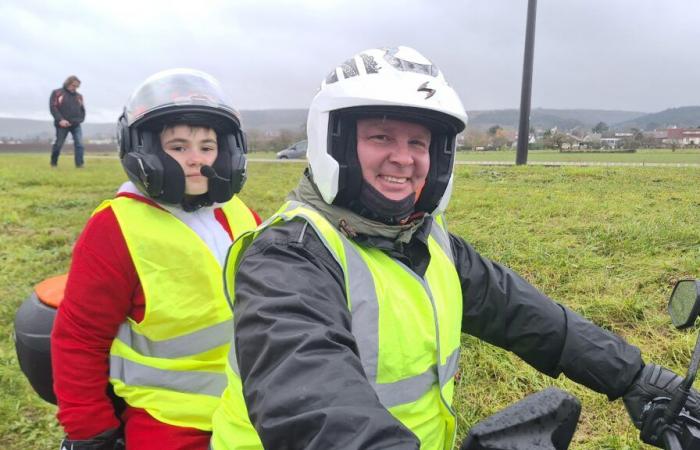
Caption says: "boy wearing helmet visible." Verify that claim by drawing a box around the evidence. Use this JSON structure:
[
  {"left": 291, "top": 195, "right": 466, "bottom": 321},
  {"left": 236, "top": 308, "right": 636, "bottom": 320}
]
[
  {"left": 210, "top": 47, "right": 700, "bottom": 450},
  {"left": 51, "top": 69, "right": 260, "bottom": 450}
]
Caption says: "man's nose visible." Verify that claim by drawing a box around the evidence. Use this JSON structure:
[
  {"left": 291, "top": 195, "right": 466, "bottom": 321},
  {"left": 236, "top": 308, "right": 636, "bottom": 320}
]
[{"left": 388, "top": 142, "right": 413, "bottom": 165}]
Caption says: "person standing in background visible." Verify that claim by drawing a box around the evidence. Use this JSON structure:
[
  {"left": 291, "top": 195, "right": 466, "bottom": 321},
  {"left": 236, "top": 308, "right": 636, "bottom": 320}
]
[{"left": 49, "top": 75, "right": 86, "bottom": 167}]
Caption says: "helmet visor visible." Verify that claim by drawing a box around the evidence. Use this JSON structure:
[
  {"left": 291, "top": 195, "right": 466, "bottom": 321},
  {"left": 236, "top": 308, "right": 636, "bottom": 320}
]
[{"left": 124, "top": 68, "right": 239, "bottom": 126}]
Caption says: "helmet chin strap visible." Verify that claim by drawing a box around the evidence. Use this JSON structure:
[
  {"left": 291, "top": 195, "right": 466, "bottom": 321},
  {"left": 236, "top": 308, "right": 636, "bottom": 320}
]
[
  {"left": 180, "top": 193, "right": 213, "bottom": 212},
  {"left": 350, "top": 181, "right": 417, "bottom": 225}
]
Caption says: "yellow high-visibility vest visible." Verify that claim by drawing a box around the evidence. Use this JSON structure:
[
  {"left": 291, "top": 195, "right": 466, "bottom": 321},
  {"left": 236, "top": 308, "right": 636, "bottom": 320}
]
[
  {"left": 105, "top": 195, "right": 257, "bottom": 431},
  {"left": 212, "top": 201, "right": 462, "bottom": 449}
]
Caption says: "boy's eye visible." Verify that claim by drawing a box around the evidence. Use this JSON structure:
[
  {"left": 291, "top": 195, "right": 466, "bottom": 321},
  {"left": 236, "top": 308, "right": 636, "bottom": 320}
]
[{"left": 202, "top": 146, "right": 216, "bottom": 152}]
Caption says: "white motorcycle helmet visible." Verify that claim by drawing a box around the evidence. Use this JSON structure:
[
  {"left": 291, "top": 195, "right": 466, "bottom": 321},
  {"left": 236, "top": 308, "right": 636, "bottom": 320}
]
[{"left": 307, "top": 46, "right": 468, "bottom": 218}]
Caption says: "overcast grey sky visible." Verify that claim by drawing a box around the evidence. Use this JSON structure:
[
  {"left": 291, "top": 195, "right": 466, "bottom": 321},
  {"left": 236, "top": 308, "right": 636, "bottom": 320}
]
[{"left": 2, "top": 0, "right": 699, "bottom": 122}]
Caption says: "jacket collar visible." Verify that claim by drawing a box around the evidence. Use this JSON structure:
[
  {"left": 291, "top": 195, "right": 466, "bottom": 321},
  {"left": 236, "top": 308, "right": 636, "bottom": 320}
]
[{"left": 288, "top": 172, "right": 430, "bottom": 245}]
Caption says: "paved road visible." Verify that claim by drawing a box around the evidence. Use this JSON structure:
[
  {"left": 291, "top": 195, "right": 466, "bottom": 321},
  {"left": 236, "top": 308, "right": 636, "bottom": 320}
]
[{"left": 52, "top": 155, "right": 700, "bottom": 168}]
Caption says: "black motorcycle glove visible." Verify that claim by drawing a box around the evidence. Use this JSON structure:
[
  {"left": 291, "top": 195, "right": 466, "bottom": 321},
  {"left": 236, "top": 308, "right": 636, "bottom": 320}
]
[
  {"left": 622, "top": 363, "right": 700, "bottom": 429},
  {"left": 59, "top": 428, "right": 124, "bottom": 450}
]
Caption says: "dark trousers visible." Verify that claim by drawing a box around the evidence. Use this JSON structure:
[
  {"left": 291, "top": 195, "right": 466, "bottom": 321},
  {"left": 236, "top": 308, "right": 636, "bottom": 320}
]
[{"left": 51, "top": 124, "right": 85, "bottom": 167}]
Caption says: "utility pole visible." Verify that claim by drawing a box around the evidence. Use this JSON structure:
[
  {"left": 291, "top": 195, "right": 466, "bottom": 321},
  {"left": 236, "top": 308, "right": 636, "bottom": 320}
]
[{"left": 516, "top": 0, "right": 538, "bottom": 165}]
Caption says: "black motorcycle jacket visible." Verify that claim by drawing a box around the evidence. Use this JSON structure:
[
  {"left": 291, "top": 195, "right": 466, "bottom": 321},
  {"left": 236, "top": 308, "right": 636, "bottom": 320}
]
[
  {"left": 49, "top": 88, "right": 85, "bottom": 126},
  {"left": 231, "top": 214, "right": 643, "bottom": 450}
]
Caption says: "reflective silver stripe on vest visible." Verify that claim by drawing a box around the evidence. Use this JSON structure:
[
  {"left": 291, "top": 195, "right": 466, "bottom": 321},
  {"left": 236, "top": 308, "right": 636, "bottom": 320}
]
[
  {"left": 397, "top": 259, "right": 458, "bottom": 415},
  {"left": 110, "top": 355, "right": 227, "bottom": 397},
  {"left": 439, "top": 348, "right": 460, "bottom": 387},
  {"left": 116, "top": 320, "right": 233, "bottom": 359},
  {"left": 430, "top": 216, "right": 454, "bottom": 265},
  {"left": 374, "top": 368, "right": 438, "bottom": 408},
  {"left": 373, "top": 348, "right": 460, "bottom": 408},
  {"left": 342, "top": 242, "right": 380, "bottom": 382}
]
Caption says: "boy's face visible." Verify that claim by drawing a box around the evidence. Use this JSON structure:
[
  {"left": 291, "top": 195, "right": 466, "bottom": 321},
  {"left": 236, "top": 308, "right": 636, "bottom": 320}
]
[
  {"left": 161, "top": 125, "right": 218, "bottom": 196},
  {"left": 356, "top": 118, "right": 431, "bottom": 202}
]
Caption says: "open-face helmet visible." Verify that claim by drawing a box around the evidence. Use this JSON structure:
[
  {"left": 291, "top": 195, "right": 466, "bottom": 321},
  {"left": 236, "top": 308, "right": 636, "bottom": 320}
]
[{"left": 306, "top": 46, "right": 467, "bottom": 219}]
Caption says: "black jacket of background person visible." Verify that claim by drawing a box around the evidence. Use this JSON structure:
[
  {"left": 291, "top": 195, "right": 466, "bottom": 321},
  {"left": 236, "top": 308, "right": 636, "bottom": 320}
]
[
  {"left": 49, "top": 88, "right": 85, "bottom": 126},
  {"left": 231, "top": 214, "right": 644, "bottom": 450}
]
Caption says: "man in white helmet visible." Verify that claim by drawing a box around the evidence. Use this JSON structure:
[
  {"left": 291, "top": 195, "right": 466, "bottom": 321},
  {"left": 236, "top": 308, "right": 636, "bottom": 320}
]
[
  {"left": 210, "top": 47, "right": 699, "bottom": 449},
  {"left": 51, "top": 69, "right": 261, "bottom": 449}
]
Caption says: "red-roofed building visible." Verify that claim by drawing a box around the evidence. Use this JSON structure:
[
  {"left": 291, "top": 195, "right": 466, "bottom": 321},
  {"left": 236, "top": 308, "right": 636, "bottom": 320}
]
[{"left": 663, "top": 128, "right": 700, "bottom": 146}]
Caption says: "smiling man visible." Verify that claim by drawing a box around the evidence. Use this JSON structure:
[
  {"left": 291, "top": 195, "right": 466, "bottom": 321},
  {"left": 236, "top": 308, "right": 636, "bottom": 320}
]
[
  {"left": 210, "top": 46, "right": 700, "bottom": 450},
  {"left": 356, "top": 117, "right": 431, "bottom": 204}
]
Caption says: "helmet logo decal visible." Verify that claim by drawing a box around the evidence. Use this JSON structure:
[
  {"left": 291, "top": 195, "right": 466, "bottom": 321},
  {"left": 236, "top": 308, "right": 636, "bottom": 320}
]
[
  {"left": 325, "top": 69, "right": 339, "bottom": 85},
  {"left": 325, "top": 58, "right": 360, "bottom": 85},
  {"left": 383, "top": 47, "right": 439, "bottom": 77},
  {"left": 360, "top": 54, "right": 380, "bottom": 74},
  {"left": 340, "top": 58, "right": 359, "bottom": 78},
  {"left": 325, "top": 54, "right": 382, "bottom": 85},
  {"left": 417, "top": 81, "right": 436, "bottom": 99}
]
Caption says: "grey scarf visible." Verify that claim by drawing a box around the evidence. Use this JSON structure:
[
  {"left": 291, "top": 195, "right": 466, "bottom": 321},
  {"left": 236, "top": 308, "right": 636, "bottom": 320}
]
[{"left": 287, "top": 174, "right": 426, "bottom": 244}]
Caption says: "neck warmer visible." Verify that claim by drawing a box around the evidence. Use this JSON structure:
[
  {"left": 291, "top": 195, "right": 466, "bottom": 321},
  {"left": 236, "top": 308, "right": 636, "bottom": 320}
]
[
  {"left": 347, "top": 182, "right": 416, "bottom": 225},
  {"left": 288, "top": 173, "right": 425, "bottom": 245}
]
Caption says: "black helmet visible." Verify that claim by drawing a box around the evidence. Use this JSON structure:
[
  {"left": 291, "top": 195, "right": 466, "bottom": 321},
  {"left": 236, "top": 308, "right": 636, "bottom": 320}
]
[{"left": 117, "top": 68, "right": 247, "bottom": 209}]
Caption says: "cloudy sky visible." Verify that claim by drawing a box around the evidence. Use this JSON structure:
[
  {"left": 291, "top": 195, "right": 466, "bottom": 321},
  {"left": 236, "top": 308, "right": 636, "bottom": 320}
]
[{"left": 2, "top": 0, "right": 699, "bottom": 122}]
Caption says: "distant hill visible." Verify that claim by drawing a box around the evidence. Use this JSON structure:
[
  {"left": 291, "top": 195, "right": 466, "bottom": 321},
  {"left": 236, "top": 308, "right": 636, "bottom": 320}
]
[
  {"left": 616, "top": 106, "right": 700, "bottom": 130},
  {"left": 0, "top": 109, "right": 308, "bottom": 141},
  {"left": 241, "top": 109, "right": 307, "bottom": 131},
  {"left": 0, "top": 118, "right": 116, "bottom": 141},
  {"left": 468, "top": 108, "right": 646, "bottom": 130},
  {"left": 3, "top": 106, "right": 700, "bottom": 140}
]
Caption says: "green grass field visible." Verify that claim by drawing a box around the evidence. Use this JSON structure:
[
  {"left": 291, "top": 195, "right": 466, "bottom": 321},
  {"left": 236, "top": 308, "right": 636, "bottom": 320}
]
[
  {"left": 455, "top": 148, "right": 700, "bottom": 164},
  {"left": 1, "top": 154, "right": 699, "bottom": 448}
]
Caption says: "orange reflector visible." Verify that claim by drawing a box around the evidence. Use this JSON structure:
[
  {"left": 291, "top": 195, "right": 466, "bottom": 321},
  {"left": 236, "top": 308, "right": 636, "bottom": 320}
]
[{"left": 34, "top": 274, "right": 68, "bottom": 308}]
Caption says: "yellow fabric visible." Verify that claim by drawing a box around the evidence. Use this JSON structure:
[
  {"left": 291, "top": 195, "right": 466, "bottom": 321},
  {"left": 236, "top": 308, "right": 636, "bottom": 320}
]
[
  {"left": 212, "top": 203, "right": 462, "bottom": 449},
  {"left": 106, "top": 195, "right": 257, "bottom": 430}
]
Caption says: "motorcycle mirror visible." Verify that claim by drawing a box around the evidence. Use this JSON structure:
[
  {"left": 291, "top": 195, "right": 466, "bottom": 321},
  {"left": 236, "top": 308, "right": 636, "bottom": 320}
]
[
  {"left": 668, "top": 280, "right": 700, "bottom": 329},
  {"left": 461, "top": 387, "right": 581, "bottom": 450}
]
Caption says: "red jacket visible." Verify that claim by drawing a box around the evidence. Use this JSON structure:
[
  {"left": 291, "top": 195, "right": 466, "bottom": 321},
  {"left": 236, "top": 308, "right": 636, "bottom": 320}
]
[{"left": 52, "top": 191, "right": 260, "bottom": 439}]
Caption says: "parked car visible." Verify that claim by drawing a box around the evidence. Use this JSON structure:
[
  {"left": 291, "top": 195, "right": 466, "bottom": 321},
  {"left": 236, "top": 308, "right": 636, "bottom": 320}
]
[{"left": 276, "top": 140, "right": 307, "bottom": 159}]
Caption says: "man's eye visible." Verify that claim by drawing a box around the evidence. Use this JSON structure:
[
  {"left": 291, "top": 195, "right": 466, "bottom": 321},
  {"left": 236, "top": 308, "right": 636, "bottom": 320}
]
[
  {"left": 170, "top": 146, "right": 186, "bottom": 152},
  {"left": 369, "top": 135, "right": 390, "bottom": 142},
  {"left": 202, "top": 146, "right": 216, "bottom": 152}
]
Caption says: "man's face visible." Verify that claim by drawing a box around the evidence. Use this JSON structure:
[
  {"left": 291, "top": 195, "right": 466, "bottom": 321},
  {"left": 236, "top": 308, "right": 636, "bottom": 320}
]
[
  {"left": 160, "top": 125, "right": 218, "bottom": 196},
  {"left": 356, "top": 118, "right": 431, "bottom": 202},
  {"left": 67, "top": 81, "right": 80, "bottom": 93}
]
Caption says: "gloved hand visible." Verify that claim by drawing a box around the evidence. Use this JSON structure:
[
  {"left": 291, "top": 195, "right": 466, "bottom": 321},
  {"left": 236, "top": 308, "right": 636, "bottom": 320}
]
[
  {"left": 622, "top": 363, "right": 700, "bottom": 429},
  {"left": 59, "top": 428, "right": 124, "bottom": 450}
]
